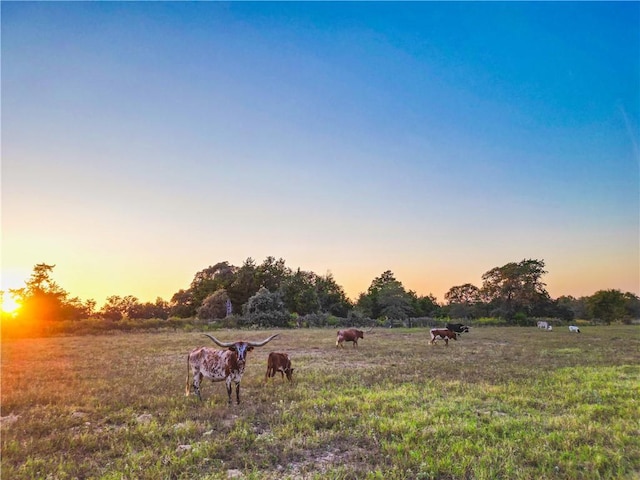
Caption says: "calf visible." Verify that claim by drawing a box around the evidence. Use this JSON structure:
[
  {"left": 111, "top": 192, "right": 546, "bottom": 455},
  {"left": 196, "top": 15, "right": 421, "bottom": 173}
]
[
  {"left": 430, "top": 328, "right": 457, "bottom": 346},
  {"left": 336, "top": 328, "right": 364, "bottom": 348},
  {"left": 569, "top": 326, "right": 581, "bottom": 333},
  {"left": 446, "top": 323, "right": 470, "bottom": 334},
  {"left": 265, "top": 352, "right": 294, "bottom": 382}
]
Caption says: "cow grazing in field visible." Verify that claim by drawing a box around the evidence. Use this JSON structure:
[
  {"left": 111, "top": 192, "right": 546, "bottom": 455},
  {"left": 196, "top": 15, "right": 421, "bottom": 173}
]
[
  {"left": 186, "top": 333, "right": 279, "bottom": 405},
  {"left": 537, "top": 321, "right": 549, "bottom": 329},
  {"left": 446, "top": 323, "right": 470, "bottom": 334},
  {"left": 336, "top": 328, "right": 365, "bottom": 348},
  {"left": 265, "top": 352, "right": 294, "bottom": 382},
  {"left": 430, "top": 328, "right": 457, "bottom": 346},
  {"left": 569, "top": 326, "right": 581, "bottom": 333}
]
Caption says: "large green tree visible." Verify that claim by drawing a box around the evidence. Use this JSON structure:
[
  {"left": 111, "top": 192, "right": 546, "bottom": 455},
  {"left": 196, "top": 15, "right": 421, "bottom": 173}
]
[
  {"left": 588, "top": 289, "right": 628, "bottom": 324},
  {"left": 243, "top": 287, "right": 289, "bottom": 327},
  {"left": 356, "top": 270, "right": 413, "bottom": 320},
  {"left": 280, "top": 269, "right": 320, "bottom": 315},
  {"left": 171, "top": 261, "right": 237, "bottom": 317},
  {"left": 228, "top": 258, "right": 261, "bottom": 311},
  {"left": 445, "top": 283, "right": 483, "bottom": 319},
  {"left": 315, "top": 272, "right": 352, "bottom": 317},
  {"left": 481, "top": 259, "right": 552, "bottom": 322},
  {"left": 197, "top": 289, "right": 231, "bottom": 321},
  {"left": 257, "top": 256, "right": 291, "bottom": 292}
]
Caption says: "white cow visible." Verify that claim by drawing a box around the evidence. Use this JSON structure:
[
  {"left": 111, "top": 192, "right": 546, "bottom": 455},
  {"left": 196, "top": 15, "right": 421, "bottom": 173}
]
[
  {"left": 569, "top": 326, "right": 581, "bottom": 333},
  {"left": 537, "top": 321, "right": 549, "bottom": 329}
]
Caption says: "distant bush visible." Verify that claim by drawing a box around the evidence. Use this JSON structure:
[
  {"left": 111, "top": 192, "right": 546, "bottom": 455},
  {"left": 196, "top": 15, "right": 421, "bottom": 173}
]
[
  {"left": 573, "top": 318, "right": 593, "bottom": 326},
  {"left": 475, "top": 317, "right": 508, "bottom": 327}
]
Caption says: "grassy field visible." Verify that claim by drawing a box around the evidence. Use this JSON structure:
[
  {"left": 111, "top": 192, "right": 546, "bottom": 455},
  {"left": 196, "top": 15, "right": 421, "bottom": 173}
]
[{"left": 1, "top": 325, "right": 638, "bottom": 479}]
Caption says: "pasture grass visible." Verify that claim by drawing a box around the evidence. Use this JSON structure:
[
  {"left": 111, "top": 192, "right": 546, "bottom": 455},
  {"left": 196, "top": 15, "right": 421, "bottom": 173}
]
[{"left": 1, "top": 326, "right": 639, "bottom": 479}]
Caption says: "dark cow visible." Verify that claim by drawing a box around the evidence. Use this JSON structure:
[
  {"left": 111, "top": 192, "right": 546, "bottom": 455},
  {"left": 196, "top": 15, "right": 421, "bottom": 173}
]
[
  {"left": 430, "top": 328, "right": 457, "bottom": 346},
  {"left": 336, "top": 328, "right": 364, "bottom": 348},
  {"left": 186, "top": 333, "right": 279, "bottom": 404},
  {"left": 446, "top": 323, "right": 470, "bottom": 334},
  {"left": 265, "top": 352, "right": 294, "bottom": 382}
]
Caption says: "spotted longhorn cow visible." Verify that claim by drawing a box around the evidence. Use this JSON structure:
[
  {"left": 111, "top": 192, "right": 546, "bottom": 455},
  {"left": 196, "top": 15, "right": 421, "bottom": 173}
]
[
  {"left": 429, "top": 328, "right": 457, "bottom": 346},
  {"left": 186, "top": 333, "right": 279, "bottom": 404},
  {"left": 336, "top": 328, "right": 365, "bottom": 348}
]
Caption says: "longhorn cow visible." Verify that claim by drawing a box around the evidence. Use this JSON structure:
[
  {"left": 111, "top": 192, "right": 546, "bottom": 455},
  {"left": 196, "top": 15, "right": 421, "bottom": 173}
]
[{"left": 185, "top": 333, "right": 279, "bottom": 404}]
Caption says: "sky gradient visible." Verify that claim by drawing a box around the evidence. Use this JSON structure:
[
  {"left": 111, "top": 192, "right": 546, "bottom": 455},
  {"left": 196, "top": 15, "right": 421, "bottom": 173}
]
[{"left": 2, "top": 2, "right": 639, "bottom": 307}]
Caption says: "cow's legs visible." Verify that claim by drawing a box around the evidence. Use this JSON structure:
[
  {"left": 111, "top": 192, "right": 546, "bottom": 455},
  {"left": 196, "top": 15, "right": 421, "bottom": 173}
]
[
  {"left": 192, "top": 372, "right": 203, "bottom": 401},
  {"left": 225, "top": 377, "right": 233, "bottom": 405},
  {"left": 235, "top": 382, "right": 241, "bottom": 404}
]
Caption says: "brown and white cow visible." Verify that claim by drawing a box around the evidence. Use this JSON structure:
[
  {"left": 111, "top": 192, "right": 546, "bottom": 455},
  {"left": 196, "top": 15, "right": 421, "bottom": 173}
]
[
  {"left": 265, "top": 352, "right": 294, "bottom": 382},
  {"left": 336, "top": 328, "right": 364, "bottom": 348},
  {"left": 185, "top": 333, "right": 278, "bottom": 404},
  {"left": 430, "top": 328, "right": 457, "bottom": 346}
]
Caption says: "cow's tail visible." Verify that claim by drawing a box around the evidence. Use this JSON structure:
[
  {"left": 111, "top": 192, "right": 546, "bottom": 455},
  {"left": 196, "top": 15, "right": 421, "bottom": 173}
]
[{"left": 185, "top": 354, "right": 191, "bottom": 397}]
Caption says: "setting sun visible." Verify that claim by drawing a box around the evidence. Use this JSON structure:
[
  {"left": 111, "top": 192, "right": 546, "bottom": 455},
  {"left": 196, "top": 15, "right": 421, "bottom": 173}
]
[{"left": 1, "top": 292, "right": 21, "bottom": 315}]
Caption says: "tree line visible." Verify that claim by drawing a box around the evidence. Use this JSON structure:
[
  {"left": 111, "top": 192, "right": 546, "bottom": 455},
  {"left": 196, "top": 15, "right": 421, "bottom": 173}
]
[{"left": 2, "top": 258, "right": 639, "bottom": 328}]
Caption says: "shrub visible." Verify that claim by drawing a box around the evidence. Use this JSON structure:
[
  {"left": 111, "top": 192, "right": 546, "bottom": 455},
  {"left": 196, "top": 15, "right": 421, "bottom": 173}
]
[{"left": 475, "top": 317, "right": 508, "bottom": 327}]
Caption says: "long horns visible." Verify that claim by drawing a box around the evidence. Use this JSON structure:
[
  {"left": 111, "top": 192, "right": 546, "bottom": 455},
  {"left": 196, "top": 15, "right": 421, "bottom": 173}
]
[{"left": 202, "top": 333, "right": 279, "bottom": 348}]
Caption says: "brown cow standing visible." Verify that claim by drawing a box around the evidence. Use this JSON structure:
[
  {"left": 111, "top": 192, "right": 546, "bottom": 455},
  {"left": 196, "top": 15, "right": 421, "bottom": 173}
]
[
  {"left": 429, "top": 328, "right": 457, "bottom": 346},
  {"left": 336, "top": 328, "right": 364, "bottom": 348},
  {"left": 265, "top": 352, "right": 294, "bottom": 382}
]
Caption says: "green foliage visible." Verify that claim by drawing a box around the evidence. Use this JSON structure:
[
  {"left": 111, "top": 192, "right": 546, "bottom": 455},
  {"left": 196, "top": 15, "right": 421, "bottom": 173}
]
[
  {"left": 8, "top": 260, "right": 639, "bottom": 332},
  {"left": 356, "top": 270, "right": 414, "bottom": 319},
  {"left": 481, "top": 259, "right": 553, "bottom": 321},
  {"left": 474, "top": 317, "right": 508, "bottom": 327},
  {"left": 588, "top": 289, "right": 631, "bottom": 324},
  {"left": 196, "top": 289, "right": 230, "bottom": 320},
  {"left": 280, "top": 269, "right": 320, "bottom": 315},
  {"left": 242, "top": 287, "right": 289, "bottom": 327}
]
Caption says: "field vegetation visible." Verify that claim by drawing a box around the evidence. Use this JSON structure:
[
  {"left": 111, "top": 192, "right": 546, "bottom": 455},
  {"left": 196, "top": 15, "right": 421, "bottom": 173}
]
[{"left": 2, "top": 326, "right": 638, "bottom": 479}]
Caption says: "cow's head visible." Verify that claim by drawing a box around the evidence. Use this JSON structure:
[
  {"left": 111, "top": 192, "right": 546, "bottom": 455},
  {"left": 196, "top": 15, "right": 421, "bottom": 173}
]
[
  {"left": 284, "top": 366, "right": 295, "bottom": 381},
  {"left": 203, "top": 334, "right": 279, "bottom": 362}
]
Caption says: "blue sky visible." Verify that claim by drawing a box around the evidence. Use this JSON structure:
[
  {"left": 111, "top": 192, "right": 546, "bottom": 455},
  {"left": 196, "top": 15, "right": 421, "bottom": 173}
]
[{"left": 2, "top": 2, "right": 639, "bottom": 306}]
